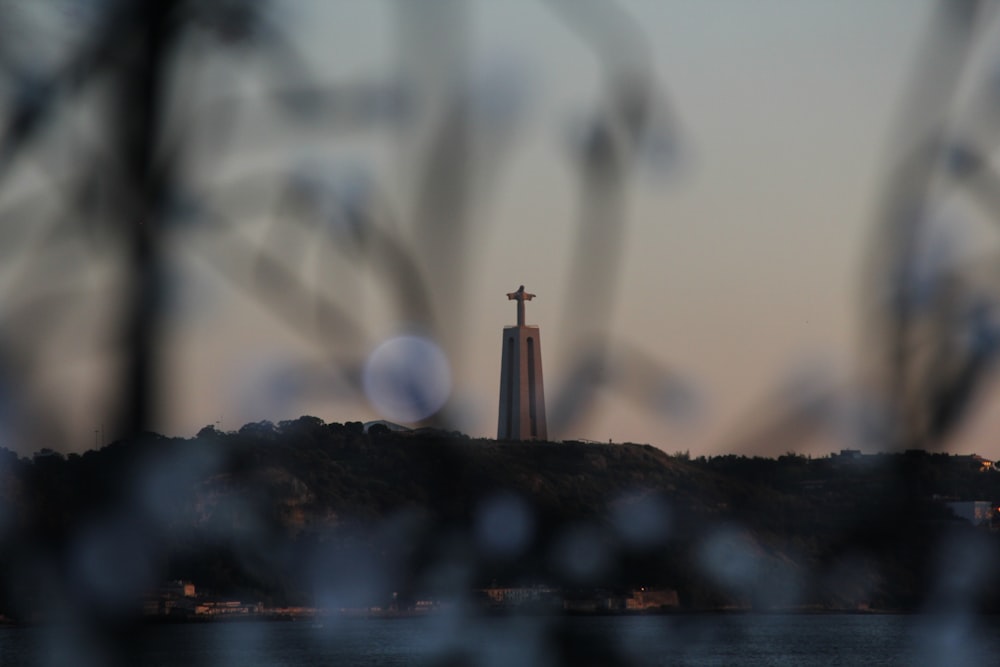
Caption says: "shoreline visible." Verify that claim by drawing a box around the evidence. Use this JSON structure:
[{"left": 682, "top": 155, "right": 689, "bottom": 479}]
[{"left": 0, "top": 607, "right": 907, "bottom": 628}]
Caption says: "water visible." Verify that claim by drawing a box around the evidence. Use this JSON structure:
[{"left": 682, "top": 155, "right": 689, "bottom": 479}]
[{"left": 2, "top": 613, "right": 999, "bottom": 666}]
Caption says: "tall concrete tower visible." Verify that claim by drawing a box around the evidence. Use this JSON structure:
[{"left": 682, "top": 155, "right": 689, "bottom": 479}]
[{"left": 497, "top": 285, "right": 547, "bottom": 440}]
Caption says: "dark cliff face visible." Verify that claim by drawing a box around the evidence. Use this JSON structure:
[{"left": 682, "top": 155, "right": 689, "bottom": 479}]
[{"left": 1, "top": 419, "right": 998, "bottom": 618}]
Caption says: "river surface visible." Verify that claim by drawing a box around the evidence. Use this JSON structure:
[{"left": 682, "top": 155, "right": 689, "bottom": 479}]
[{"left": 2, "top": 613, "right": 1000, "bottom": 666}]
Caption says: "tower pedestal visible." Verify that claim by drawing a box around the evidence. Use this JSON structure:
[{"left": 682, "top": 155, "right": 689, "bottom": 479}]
[{"left": 497, "top": 323, "right": 547, "bottom": 441}]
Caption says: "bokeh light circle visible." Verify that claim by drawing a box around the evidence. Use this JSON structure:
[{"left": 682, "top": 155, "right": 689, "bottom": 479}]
[{"left": 363, "top": 335, "right": 451, "bottom": 423}]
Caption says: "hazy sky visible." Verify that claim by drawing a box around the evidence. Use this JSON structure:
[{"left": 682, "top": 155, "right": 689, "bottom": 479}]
[
  {"left": 164, "top": 0, "right": 989, "bottom": 457},
  {"left": 12, "top": 0, "right": 1000, "bottom": 458}
]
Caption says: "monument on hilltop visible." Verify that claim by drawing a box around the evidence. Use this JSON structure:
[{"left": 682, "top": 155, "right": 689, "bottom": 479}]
[{"left": 497, "top": 285, "right": 547, "bottom": 440}]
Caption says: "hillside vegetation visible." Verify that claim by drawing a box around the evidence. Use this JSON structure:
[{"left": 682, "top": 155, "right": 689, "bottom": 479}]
[{"left": 0, "top": 417, "right": 997, "bottom": 618}]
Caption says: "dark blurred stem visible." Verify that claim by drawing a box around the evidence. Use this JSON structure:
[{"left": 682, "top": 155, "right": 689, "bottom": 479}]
[{"left": 115, "top": 1, "right": 176, "bottom": 438}]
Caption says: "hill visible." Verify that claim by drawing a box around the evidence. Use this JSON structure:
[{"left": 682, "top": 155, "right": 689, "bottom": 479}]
[{"left": 0, "top": 417, "right": 998, "bottom": 619}]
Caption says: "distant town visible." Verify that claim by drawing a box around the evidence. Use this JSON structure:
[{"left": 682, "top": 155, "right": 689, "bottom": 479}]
[{"left": 141, "top": 580, "right": 680, "bottom": 622}]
